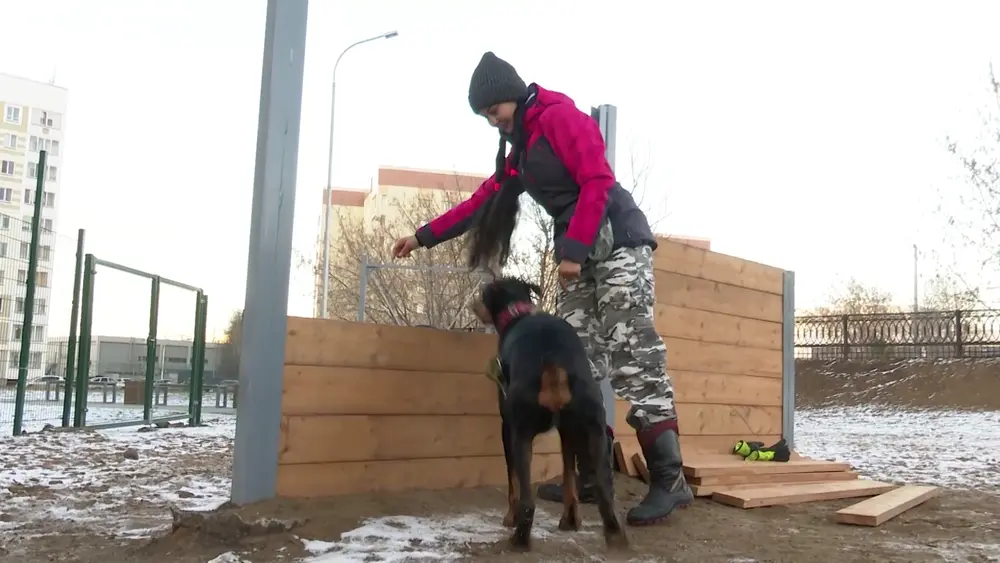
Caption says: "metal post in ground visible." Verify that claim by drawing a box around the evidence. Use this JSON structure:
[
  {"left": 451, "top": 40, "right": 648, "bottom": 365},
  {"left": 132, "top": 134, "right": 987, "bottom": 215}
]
[
  {"left": 143, "top": 277, "right": 161, "bottom": 424},
  {"left": 73, "top": 254, "right": 97, "bottom": 428},
  {"left": 231, "top": 0, "right": 308, "bottom": 506},
  {"left": 188, "top": 292, "right": 204, "bottom": 426},
  {"left": 61, "top": 228, "right": 85, "bottom": 427},
  {"left": 592, "top": 105, "right": 618, "bottom": 432},
  {"left": 357, "top": 254, "right": 369, "bottom": 322},
  {"left": 12, "top": 150, "right": 48, "bottom": 436}
]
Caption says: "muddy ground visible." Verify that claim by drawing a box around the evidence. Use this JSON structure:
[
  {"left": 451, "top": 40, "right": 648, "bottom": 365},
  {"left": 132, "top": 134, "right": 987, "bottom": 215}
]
[{"left": 3, "top": 473, "right": 998, "bottom": 563}]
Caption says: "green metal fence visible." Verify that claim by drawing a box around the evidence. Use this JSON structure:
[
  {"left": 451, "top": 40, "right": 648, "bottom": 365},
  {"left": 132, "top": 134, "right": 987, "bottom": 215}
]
[{"left": 69, "top": 255, "right": 208, "bottom": 430}]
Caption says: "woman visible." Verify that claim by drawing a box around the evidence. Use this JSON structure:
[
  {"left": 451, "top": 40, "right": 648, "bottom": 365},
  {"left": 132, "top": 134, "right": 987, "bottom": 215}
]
[{"left": 391, "top": 52, "right": 693, "bottom": 526}]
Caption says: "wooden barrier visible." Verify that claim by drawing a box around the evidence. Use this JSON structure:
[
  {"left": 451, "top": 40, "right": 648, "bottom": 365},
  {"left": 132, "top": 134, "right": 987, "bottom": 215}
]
[{"left": 279, "top": 237, "right": 788, "bottom": 498}]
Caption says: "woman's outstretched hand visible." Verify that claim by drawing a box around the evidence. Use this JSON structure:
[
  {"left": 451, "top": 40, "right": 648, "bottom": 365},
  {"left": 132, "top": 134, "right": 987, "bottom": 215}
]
[{"left": 392, "top": 235, "right": 420, "bottom": 259}]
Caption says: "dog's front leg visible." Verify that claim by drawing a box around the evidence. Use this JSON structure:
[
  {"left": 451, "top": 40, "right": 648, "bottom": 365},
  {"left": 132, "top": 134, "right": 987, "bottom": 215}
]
[
  {"left": 508, "top": 428, "right": 535, "bottom": 552},
  {"left": 500, "top": 414, "right": 517, "bottom": 528},
  {"left": 557, "top": 427, "right": 582, "bottom": 531},
  {"left": 587, "top": 423, "right": 629, "bottom": 550}
]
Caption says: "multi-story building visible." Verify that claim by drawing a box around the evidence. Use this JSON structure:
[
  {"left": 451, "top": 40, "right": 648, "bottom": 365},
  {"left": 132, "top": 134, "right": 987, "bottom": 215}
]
[
  {"left": 0, "top": 73, "right": 68, "bottom": 383},
  {"left": 45, "top": 336, "right": 223, "bottom": 384}
]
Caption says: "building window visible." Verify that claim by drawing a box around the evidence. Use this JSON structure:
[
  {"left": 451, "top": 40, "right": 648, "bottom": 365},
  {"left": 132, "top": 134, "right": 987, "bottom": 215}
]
[
  {"left": 27, "top": 162, "right": 36, "bottom": 179},
  {"left": 0, "top": 242, "right": 7, "bottom": 258},
  {"left": 0, "top": 271, "right": 4, "bottom": 283},
  {"left": 13, "top": 325, "right": 22, "bottom": 340},
  {"left": 33, "top": 325, "right": 43, "bottom": 341},
  {"left": 0, "top": 215, "right": 9, "bottom": 230},
  {"left": 0, "top": 188, "right": 11, "bottom": 202},
  {"left": 17, "top": 270, "right": 26, "bottom": 284},
  {"left": 29, "top": 136, "right": 58, "bottom": 155},
  {"left": 35, "top": 299, "right": 46, "bottom": 315},
  {"left": 15, "top": 297, "right": 23, "bottom": 313},
  {"left": 21, "top": 215, "right": 30, "bottom": 231},
  {"left": 2, "top": 134, "right": 16, "bottom": 150},
  {"left": 41, "top": 218, "right": 52, "bottom": 231},
  {"left": 38, "top": 111, "right": 52, "bottom": 128},
  {"left": 0, "top": 160, "right": 14, "bottom": 175},
  {"left": 40, "top": 245, "right": 51, "bottom": 261},
  {"left": 48, "top": 166, "right": 57, "bottom": 182},
  {"left": 8, "top": 351, "right": 17, "bottom": 368},
  {"left": 23, "top": 190, "right": 31, "bottom": 205},
  {"left": 4, "top": 105, "right": 21, "bottom": 125},
  {"left": 44, "top": 192, "right": 55, "bottom": 207},
  {"left": 37, "top": 271, "right": 48, "bottom": 287},
  {"left": 19, "top": 242, "right": 28, "bottom": 260},
  {"left": 51, "top": 140, "right": 60, "bottom": 156},
  {"left": 30, "top": 352, "right": 41, "bottom": 369}
]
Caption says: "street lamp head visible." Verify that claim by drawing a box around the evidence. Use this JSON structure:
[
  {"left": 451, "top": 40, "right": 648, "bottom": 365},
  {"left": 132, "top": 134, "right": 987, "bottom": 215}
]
[{"left": 384, "top": 30, "right": 399, "bottom": 39}]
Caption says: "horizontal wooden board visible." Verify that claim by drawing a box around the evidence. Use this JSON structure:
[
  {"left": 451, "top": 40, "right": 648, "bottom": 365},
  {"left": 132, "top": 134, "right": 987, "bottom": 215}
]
[
  {"left": 692, "top": 473, "right": 858, "bottom": 497},
  {"left": 712, "top": 480, "right": 897, "bottom": 509},
  {"left": 277, "top": 453, "right": 562, "bottom": 498},
  {"left": 614, "top": 403, "right": 782, "bottom": 437},
  {"left": 655, "top": 305, "right": 782, "bottom": 350},
  {"left": 613, "top": 434, "right": 782, "bottom": 458},
  {"left": 667, "top": 372, "right": 783, "bottom": 407},
  {"left": 666, "top": 338, "right": 782, "bottom": 378},
  {"left": 657, "top": 271, "right": 783, "bottom": 323},
  {"left": 835, "top": 485, "right": 939, "bottom": 527},
  {"left": 285, "top": 317, "right": 496, "bottom": 371},
  {"left": 684, "top": 459, "right": 852, "bottom": 479},
  {"left": 692, "top": 470, "right": 859, "bottom": 487},
  {"left": 282, "top": 366, "right": 500, "bottom": 416},
  {"left": 653, "top": 238, "right": 785, "bottom": 295},
  {"left": 279, "top": 414, "right": 560, "bottom": 464}
]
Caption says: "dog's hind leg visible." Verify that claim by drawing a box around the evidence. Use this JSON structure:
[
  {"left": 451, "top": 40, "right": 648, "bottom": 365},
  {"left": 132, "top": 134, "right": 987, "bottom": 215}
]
[
  {"left": 500, "top": 416, "right": 517, "bottom": 528},
  {"left": 587, "top": 423, "right": 629, "bottom": 550},
  {"left": 557, "top": 427, "right": 582, "bottom": 532},
  {"left": 508, "top": 430, "right": 536, "bottom": 552}
]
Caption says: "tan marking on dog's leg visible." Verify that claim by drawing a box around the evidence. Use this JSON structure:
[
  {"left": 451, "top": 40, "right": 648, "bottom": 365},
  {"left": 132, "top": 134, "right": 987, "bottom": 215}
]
[{"left": 557, "top": 432, "right": 582, "bottom": 531}]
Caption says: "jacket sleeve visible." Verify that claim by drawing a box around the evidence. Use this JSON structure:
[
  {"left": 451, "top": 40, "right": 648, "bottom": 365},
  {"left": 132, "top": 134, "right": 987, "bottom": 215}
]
[
  {"left": 537, "top": 103, "right": 616, "bottom": 264},
  {"left": 414, "top": 174, "right": 500, "bottom": 249}
]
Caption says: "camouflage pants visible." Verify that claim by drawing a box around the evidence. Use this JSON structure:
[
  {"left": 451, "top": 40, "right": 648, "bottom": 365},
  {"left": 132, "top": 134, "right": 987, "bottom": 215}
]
[{"left": 558, "top": 245, "right": 676, "bottom": 430}]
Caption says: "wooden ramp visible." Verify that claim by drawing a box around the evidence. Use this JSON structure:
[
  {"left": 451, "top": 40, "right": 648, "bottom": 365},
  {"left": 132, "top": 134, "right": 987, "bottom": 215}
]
[
  {"left": 712, "top": 480, "right": 897, "bottom": 509},
  {"left": 682, "top": 454, "right": 859, "bottom": 498}
]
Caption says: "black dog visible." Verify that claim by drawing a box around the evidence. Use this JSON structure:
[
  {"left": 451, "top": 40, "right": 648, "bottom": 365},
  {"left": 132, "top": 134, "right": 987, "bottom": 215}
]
[{"left": 472, "top": 277, "right": 628, "bottom": 552}]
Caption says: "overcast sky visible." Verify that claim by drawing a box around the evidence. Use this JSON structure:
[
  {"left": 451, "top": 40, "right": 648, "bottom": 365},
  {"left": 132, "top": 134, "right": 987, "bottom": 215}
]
[{"left": 2, "top": 0, "right": 998, "bottom": 339}]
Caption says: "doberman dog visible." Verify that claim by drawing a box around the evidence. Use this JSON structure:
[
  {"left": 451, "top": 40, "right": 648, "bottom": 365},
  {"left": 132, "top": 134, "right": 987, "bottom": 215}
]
[{"left": 471, "top": 277, "right": 628, "bottom": 552}]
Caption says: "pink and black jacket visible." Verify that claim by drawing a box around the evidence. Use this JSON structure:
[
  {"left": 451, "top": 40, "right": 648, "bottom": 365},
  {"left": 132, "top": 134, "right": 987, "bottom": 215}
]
[{"left": 414, "top": 84, "right": 657, "bottom": 264}]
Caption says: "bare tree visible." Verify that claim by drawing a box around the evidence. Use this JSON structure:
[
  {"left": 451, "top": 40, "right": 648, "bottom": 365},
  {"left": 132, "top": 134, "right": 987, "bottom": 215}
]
[
  {"left": 807, "top": 278, "right": 900, "bottom": 315},
  {"left": 938, "top": 63, "right": 1000, "bottom": 304},
  {"left": 302, "top": 185, "right": 486, "bottom": 329},
  {"left": 921, "top": 272, "right": 982, "bottom": 311}
]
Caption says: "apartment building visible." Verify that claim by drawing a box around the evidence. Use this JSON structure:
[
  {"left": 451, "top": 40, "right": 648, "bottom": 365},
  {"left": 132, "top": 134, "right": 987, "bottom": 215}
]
[{"left": 0, "top": 73, "right": 68, "bottom": 382}]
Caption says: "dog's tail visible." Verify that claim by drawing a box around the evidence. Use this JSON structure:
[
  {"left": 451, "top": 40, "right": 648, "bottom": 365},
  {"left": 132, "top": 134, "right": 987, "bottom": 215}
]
[{"left": 538, "top": 361, "right": 572, "bottom": 413}]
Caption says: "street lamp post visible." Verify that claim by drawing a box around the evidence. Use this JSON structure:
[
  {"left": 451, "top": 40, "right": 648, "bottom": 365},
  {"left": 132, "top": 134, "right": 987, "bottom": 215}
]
[{"left": 321, "top": 30, "right": 399, "bottom": 318}]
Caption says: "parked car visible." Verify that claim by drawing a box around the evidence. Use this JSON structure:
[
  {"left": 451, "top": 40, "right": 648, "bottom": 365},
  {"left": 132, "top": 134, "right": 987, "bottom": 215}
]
[{"left": 89, "top": 376, "right": 118, "bottom": 386}]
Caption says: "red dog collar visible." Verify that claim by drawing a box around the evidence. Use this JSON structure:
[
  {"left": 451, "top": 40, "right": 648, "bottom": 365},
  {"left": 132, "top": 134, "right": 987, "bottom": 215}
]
[{"left": 495, "top": 301, "right": 535, "bottom": 333}]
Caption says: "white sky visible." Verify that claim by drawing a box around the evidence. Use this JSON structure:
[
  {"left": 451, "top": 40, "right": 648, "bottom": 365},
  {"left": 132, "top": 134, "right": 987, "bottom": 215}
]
[{"left": 2, "top": 0, "right": 998, "bottom": 340}]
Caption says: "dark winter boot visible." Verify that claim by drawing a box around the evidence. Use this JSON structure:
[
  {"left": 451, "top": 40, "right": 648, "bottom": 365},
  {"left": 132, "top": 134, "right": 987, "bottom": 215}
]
[
  {"left": 537, "top": 426, "right": 615, "bottom": 504},
  {"left": 626, "top": 420, "right": 693, "bottom": 526}
]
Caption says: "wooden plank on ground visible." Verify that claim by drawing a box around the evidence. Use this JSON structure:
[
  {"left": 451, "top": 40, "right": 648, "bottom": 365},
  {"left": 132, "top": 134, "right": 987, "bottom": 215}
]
[
  {"left": 834, "top": 485, "right": 939, "bottom": 527},
  {"left": 282, "top": 366, "right": 499, "bottom": 416},
  {"left": 278, "top": 414, "right": 560, "bottom": 464},
  {"left": 691, "top": 472, "right": 859, "bottom": 497},
  {"left": 632, "top": 453, "right": 650, "bottom": 483},
  {"left": 692, "top": 470, "right": 859, "bottom": 487},
  {"left": 653, "top": 237, "right": 785, "bottom": 295},
  {"left": 712, "top": 480, "right": 897, "bottom": 509},
  {"left": 285, "top": 317, "right": 496, "bottom": 372},
  {"left": 684, "top": 459, "right": 852, "bottom": 479},
  {"left": 277, "top": 453, "right": 562, "bottom": 498},
  {"left": 657, "top": 271, "right": 783, "bottom": 323},
  {"left": 665, "top": 338, "right": 782, "bottom": 378},
  {"left": 614, "top": 441, "right": 639, "bottom": 477},
  {"left": 655, "top": 304, "right": 782, "bottom": 350}
]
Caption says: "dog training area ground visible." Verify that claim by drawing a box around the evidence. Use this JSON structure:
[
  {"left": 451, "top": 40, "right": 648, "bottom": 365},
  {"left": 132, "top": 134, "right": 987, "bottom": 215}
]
[{"left": 2, "top": 240, "right": 999, "bottom": 562}]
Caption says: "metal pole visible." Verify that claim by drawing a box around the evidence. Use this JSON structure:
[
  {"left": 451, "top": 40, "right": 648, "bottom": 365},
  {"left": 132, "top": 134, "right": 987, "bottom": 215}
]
[
  {"left": 73, "top": 254, "right": 96, "bottom": 428},
  {"left": 321, "top": 30, "right": 399, "bottom": 319},
  {"left": 357, "top": 254, "right": 369, "bottom": 322},
  {"left": 143, "top": 277, "right": 161, "bottom": 423},
  {"left": 12, "top": 150, "right": 47, "bottom": 436},
  {"left": 912, "top": 244, "right": 919, "bottom": 313},
  {"left": 781, "top": 271, "right": 796, "bottom": 448},
  {"left": 61, "top": 228, "right": 85, "bottom": 427},
  {"left": 593, "top": 105, "right": 618, "bottom": 431},
  {"left": 231, "top": 0, "right": 308, "bottom": 506}
]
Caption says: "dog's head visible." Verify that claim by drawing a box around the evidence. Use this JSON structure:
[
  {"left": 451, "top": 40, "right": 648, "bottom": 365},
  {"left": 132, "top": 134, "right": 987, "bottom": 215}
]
[{"left": 469, "top": 277, "right": 542, "bottom": 329}]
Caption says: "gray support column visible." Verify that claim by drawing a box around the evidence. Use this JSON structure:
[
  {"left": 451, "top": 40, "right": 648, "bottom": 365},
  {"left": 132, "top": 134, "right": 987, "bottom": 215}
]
[
  {"left": 593, "top": 104, "right": 619, "bottom": 431},
  {"left": 781, "top": 271, "right": 796, "bottom": 448},
  {"left": 230, "top": 0, "right": 309, "bottom": 505}
]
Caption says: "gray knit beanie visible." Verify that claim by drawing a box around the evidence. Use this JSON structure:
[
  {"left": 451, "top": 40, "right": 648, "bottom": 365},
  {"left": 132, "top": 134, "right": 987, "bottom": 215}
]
[{"left": 468, "top": 52, "right": 527, "bottom": 113}]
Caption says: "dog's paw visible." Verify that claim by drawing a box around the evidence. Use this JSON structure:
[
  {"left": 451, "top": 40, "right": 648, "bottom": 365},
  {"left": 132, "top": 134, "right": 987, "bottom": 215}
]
[
  {"left": 604, "top": 528, "right": 630, "bottom": 551},
  {"left": 507, "top": 533, "right": 531, "bottom": 552},
  {"left": 557, "top": 510, "right": 582, "bottom": 532}
]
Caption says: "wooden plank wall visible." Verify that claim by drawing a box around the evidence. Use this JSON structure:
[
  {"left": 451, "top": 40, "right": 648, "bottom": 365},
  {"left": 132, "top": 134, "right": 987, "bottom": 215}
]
[
  {"left": 613, "top": 238, "right": 785, "bottom": 456},
  {"left": 278, "top": 238, "right": 786, "bottom": 498}
]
